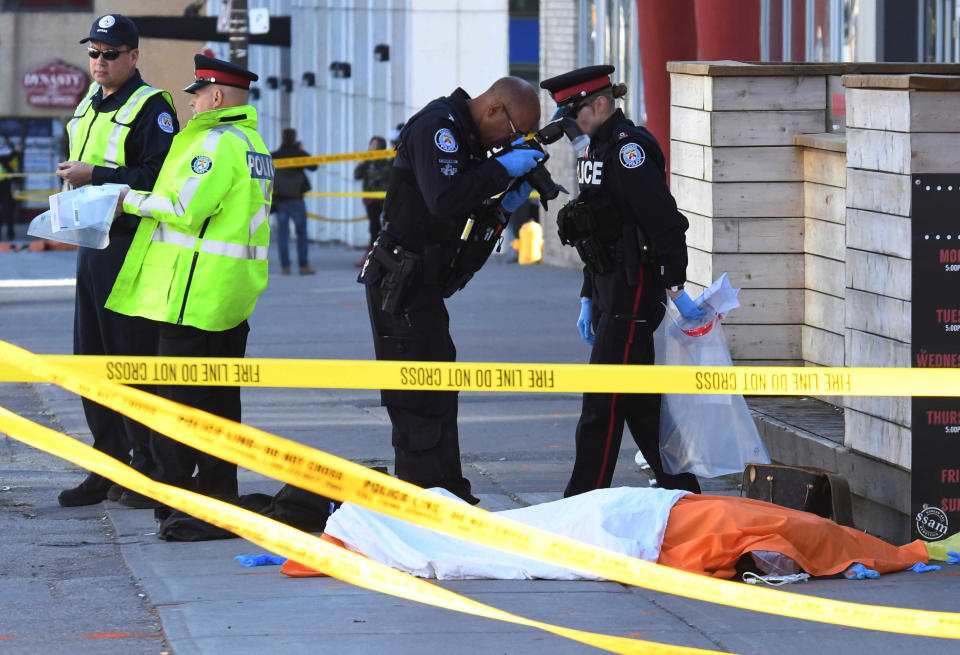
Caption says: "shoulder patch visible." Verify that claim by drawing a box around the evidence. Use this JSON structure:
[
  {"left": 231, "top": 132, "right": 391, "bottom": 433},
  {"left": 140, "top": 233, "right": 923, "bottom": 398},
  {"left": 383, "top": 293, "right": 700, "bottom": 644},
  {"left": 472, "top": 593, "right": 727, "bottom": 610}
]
[
  {"left": 246, "top": 151, "right": 274, "bottom": 180},
  {"left": 619, "top": 142, "right": 645, "bottom": 169},
  {"left": 434, "top": 128, "right": 458, "bottom": 153},
  {"left": 157, "top": 112, "right": 174, "bottom": 134},
  {"left": 191, "top": 155, "right": 213, "bottom": 175}
]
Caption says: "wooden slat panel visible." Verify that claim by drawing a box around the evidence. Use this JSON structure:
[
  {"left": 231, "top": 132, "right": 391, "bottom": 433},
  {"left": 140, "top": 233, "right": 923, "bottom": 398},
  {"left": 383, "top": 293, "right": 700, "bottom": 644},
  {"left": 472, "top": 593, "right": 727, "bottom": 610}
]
[
  {"left": 671, "top": 106, "right": 712, "bottom": 146},
  {"left": 732, "top": 288, "right": 804, "bottom": 323},
  {"left": 805, "top": 254, "right": 845, "bottom": 297},
  {"left": 669, "top": 73, "right": 706, "bottom": 110},
  {"left": 910, "top": 91, "right": 960, "bottom": 132},
  {"left": 802, "top": 148, "right": 846, "bottom": 187},
  {"left": 706, "top": 146, "right": 803, "bottom": 182},
  {"left": 712, "top": 110, "right": 826, "bottom": 146},
  {"left": 846, "top": 169, "right": 911, "bottom": 216},
  {"left": 726, "top": 324, "right": 802, "bottom": 360},
  {"left": 712, "top": 181, "right": 804, "bottom": 217},
  {"left": 845, "top": 409, "right": 910, "bottom": 468},
  {"left": 846, "top": 249, "right": 911, "bottom": 301},
  {"left": 911, "top": 132, "right": 960, "bottom": 173},
  {"left": 670, "top": 140, "right": 706, "bottom": 180},
  {"left": 845, "top": 328, "right": 910, "bottom": 367},
  {"left": 805, "top": 289, "right": 845, "bottom": 333},
  {"left": 845, "top": 289, "right": 910, "bottom": 342},
  {"left": 845, "top": 88, "right": 910, "bottom": 131},
  {"left": 846, "top": 208, "right": 911, "bottom": 259},
  {"left": 706, "top": 75, "right": 826, "bottom": 111},
  {"left": 805, "top": 217, "right": 845, "bottom": 259},
  {"left": 846, "top": 395, "right": 911, "bottom": 429},
  {"left": 802, "top": 324, "right": 845, "bottom": 367},
  {"left": 846, "top": 128, "right": 910, "bottom": 174},
  {"left": 804, "top": 182, "right": 846, "bottom": 223}
]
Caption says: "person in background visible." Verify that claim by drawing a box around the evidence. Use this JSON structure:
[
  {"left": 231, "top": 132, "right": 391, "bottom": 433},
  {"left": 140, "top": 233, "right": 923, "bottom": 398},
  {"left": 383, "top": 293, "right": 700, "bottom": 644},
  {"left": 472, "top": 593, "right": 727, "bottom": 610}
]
[
  {"left": 271, "top": 127, "right": 317, "bottom": 275},
  {"left": 353, "top": 135, "right": 392, "bottom": 266}
]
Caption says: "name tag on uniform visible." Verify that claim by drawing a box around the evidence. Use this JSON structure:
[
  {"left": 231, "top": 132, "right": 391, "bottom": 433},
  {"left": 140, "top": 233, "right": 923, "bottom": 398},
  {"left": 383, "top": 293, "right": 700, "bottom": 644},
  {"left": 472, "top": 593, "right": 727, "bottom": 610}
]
[{"left": 247, "top": 151, "right": 275, "bottom": 180}]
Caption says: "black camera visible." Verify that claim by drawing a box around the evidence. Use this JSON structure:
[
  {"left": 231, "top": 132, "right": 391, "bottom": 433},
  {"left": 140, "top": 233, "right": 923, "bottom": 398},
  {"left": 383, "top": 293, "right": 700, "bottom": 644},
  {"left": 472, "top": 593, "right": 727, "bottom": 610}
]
[{"left": 504, "top": 140, "right": 566, "bottom": 211}]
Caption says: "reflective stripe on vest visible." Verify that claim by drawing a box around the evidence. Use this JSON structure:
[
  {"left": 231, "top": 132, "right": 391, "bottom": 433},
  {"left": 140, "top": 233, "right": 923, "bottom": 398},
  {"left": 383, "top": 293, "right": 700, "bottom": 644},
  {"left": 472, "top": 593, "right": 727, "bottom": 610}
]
[
  {"left": 149, "top": 224, "right": 268, "bottom": 261},
  {"left": 66, "top": 82, "right": 169, "bottom": 169}
]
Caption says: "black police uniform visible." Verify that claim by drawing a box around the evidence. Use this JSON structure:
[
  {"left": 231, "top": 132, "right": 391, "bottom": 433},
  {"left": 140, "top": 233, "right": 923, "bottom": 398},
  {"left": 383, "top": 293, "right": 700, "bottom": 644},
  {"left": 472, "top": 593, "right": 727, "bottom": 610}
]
[
  {"left": 557, "top": 106, "right": 701, "bottom": 498},
  {"left": 74, "top": 69, "right": 178, "bottom": 482},
  {"left": 363, "top": 88, "right": 512, "bottom": 504}
]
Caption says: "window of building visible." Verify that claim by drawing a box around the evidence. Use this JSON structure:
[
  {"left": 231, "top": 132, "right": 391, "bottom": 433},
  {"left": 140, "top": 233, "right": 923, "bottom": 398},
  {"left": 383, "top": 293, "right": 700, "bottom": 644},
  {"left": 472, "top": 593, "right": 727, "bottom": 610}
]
[{"left": 576, "top": 0, "right": 642, "bottom": 122}]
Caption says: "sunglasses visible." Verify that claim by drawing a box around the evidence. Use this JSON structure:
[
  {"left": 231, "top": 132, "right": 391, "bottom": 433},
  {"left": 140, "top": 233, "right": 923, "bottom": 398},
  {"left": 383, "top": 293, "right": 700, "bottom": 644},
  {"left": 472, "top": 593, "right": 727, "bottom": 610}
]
[
  {"left": 87, "top": 47, "right": 131, "bottom": 61},
  {"left": 502, "top": 105, "right": 525, "bottom": 141}
]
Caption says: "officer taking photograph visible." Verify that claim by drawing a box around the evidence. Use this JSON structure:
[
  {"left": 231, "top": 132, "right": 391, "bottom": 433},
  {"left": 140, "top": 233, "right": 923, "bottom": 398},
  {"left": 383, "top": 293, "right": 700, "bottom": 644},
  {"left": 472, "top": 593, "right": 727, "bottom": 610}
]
[
  {"left": 359, "top": 77, "right": 543, "bottom": 504},
  {"left": 540, "top": 65, "right": 703, "bottom": 498}
]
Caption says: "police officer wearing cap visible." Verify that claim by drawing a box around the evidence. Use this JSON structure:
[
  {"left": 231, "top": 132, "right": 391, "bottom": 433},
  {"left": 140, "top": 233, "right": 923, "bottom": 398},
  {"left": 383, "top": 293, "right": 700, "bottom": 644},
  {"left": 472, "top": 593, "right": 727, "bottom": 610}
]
[
  {"left": 359, "top": 77, "right": 543, "bottom": 504},
  {"left": 106, "top": 55, "right": 272, "bottom": 504},
  {"left": 56, "top": 14, "right": 178, "bottom": 508},
  {"left": 541, "top": 65, "right": 702, "bottom": 497}
]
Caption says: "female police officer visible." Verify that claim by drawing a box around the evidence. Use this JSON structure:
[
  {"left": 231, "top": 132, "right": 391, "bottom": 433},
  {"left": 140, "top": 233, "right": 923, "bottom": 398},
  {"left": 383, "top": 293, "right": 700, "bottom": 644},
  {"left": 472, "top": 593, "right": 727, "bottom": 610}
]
[{"left": 541, "top": 65, "right": 703, "bottom": 497}]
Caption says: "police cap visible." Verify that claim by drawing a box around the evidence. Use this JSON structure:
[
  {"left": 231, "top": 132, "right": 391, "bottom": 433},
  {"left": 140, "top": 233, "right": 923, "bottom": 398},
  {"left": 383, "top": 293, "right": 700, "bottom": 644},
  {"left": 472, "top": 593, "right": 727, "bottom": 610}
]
[
  {"left": 540, "top": 65, "right": 615, "bottom": 107},
  {"left": 184, "top": 54, "right": 259, "bottom": 94},
  {"left": 80, "top": 14, "right": 139, "bottom": 49}
]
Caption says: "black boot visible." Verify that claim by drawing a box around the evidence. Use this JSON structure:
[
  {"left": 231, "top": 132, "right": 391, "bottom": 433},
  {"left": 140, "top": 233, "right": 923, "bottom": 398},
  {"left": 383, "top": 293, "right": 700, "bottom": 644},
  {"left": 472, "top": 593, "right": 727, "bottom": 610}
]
[{"left": 58, "top": 473, "right": 113, "bottom": 507}]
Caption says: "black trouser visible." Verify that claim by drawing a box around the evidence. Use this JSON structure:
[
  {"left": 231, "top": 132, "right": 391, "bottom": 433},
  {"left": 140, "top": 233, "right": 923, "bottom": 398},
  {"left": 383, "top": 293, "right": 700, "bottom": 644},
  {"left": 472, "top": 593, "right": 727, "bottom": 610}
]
[
  {"left": 150, "top": 320, "right": 249, "bottom": 498},
  {"left": 74, "top": 226, "right": 158, "bottom": 476},
  {"left": 364, "top": 199, "right": 384, "bottom": 248},
  {"left": 564, "top": 263, "right": 700, "bottom": 497},
  {"left": 365, "top": 279, "right": 475, "bottom": 503}
]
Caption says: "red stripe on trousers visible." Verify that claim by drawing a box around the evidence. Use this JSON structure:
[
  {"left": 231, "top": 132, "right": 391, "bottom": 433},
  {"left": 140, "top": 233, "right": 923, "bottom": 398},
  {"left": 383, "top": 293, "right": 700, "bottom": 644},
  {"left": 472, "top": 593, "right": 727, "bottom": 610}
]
[{"left": 595, "top": 265, "right": 644, "bottom": 488}]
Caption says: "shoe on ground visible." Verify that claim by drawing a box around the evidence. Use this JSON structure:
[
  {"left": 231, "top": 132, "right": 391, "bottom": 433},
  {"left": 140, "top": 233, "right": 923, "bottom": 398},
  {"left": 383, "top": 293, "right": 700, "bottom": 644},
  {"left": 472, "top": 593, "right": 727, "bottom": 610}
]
[
  {"left": 58, "top": 473, "right": 112, "bottom": 507},
  {"left": 107, "top": 484, "right": 125, "bottom": 502},
  {"left": 299, "top": 265, "right": 316, "bottom": 275},
  {"left": 281, "top": 267, "right": 291, "bottom": 275},
  {"left": 118, "top": 489, "right": 162, "bottom": 509}
]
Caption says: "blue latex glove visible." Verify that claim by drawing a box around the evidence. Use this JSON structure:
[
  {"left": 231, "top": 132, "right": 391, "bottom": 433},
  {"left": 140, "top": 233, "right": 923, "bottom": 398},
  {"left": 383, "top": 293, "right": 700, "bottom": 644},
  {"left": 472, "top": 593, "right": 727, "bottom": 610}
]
[
  {"left": 947, "top": 551, "right": 960, "bottom": 564},
  {"left": 908, "top": 562, "right": 941, "bottom": 572},
  {"left": 495, "top": 148, "right": 544, "bottom": 177},
  {"left": 234, "top": 554, "right": 287, "bottom": 567},
  {"left": 671, "top": 290, "right": 706, "bottom": 320},
  {"left": 843, "top": 563, "right": 880, "bottom": 580},
  {"left": 501, "top": 181, "right": 533, "bottom": 213},
  {"left": 577, "top": 298, "right": 595, "bottom": 346}
]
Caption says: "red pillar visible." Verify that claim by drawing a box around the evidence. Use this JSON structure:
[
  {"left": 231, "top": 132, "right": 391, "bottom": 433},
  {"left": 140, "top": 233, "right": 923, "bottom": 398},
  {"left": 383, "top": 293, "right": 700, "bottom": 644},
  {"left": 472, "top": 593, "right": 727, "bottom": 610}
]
[
  {"left": 693, "top": 0, "right": 761, "bottom": 61},
  {"left": 635, "top": 0, "right": 697, "bottom": 176}
]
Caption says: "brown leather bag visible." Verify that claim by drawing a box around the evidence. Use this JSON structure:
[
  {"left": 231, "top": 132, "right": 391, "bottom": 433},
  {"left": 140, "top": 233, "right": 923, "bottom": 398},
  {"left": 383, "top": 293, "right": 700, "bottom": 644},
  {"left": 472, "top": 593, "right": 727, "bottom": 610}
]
[{"left": 741, "top": 463, "right": 854, "bottom": 527}]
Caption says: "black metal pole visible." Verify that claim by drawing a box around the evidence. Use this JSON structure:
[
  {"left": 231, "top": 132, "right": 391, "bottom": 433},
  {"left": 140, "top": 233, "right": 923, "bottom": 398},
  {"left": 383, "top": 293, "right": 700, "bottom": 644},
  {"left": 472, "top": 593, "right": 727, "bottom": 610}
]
[{"left": 229, "top": 0, "right": 249, "bottom": 67}]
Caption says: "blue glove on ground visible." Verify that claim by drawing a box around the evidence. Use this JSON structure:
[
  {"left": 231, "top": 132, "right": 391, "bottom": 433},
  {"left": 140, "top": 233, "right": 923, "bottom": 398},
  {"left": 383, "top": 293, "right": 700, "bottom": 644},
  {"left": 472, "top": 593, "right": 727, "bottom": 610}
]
[
  {"left": 577, "top": 298, "right": 595, "bottom": 346},
  {"left": 908, "top": 562, "right": 941, "bottom": 572},
  {"left": 495, "top": 148, "right": 544, "bottom": 177},
  {"left": 234, "top": 554, "right": 287, "bottom": 567},
  {"left": 947, "top": 551, "right": 960, "bottom": 564},
  {"left": 671, "top": 290, "right": 706, "bottom": 320},
  {"left": 501, "top": 181, "right": 533, "bottom": 213},
  {"left": 843, "top": 563, "right": 880, "bottom": 580}
]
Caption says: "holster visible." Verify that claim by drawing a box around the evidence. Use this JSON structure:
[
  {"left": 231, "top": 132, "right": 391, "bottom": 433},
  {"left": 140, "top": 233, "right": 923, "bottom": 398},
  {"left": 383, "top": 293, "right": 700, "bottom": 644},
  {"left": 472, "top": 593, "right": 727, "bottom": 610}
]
[
  {"left": 357, "top": 237, "right": 422, "bottom": 315},
  {"left": 438, "top": 202, "right": 507, "bottom": 298},
  {"left": 574, "top": 235, "right": 617, "bottom": 275}
]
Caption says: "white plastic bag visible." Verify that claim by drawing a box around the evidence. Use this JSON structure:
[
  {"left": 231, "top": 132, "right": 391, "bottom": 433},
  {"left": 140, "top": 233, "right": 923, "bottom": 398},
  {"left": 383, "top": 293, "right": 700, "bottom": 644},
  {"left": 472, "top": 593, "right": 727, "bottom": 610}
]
[
  {"left": 657, "top": 298, "right": 770, "bottom": 478},
  {"left": 28, "top": 184, "right": 125, "bottom": 249}
]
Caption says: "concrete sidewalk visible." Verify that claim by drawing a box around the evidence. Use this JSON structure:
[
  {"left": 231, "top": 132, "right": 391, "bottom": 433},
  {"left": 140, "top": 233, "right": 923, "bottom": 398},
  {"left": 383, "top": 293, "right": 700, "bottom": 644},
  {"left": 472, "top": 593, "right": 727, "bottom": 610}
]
[{"left": 1, "top": 240, "right": 958, "bottom": 655}]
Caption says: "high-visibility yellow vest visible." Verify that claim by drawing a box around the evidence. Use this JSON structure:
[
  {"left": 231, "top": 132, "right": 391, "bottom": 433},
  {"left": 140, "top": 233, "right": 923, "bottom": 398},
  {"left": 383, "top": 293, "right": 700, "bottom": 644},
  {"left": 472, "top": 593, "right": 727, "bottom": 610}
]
[
  {"left": 66, "top": 81, "right": 173, "bottom": 170},
  {"left": 106, "top": 105, "right": 273, "bottom": 332}
]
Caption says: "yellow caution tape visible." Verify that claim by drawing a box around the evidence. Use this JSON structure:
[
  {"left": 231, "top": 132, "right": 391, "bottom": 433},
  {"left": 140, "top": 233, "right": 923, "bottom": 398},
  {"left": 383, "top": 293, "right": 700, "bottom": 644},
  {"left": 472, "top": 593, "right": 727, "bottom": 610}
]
[
  {"left": 306, "top": 212, "right": 368, "bottom": 223},
  {"left": 305, "top": 191, "right": 386, "bottom": 199},
  {"left": 274, "top": 148, "right": 395, "bottom": 168},
  {"left": 0, "top": 408, "right": 718, "bottom": 655},
  {"left": 0, "top": 355, "right": 957, "bottom": 397},
  {"left": 1, "top": 339, "right": 958, "bottom": 640}
]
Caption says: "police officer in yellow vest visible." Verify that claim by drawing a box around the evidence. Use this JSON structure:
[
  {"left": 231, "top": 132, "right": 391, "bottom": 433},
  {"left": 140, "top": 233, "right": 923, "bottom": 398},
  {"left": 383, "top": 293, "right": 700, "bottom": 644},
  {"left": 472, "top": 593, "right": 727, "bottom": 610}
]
[
  {"left": 106, "top": 55, "right": 272, "bottom": 502},
  {"left": 55, "top": 14, "right": 178, "bottom": 508}
]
